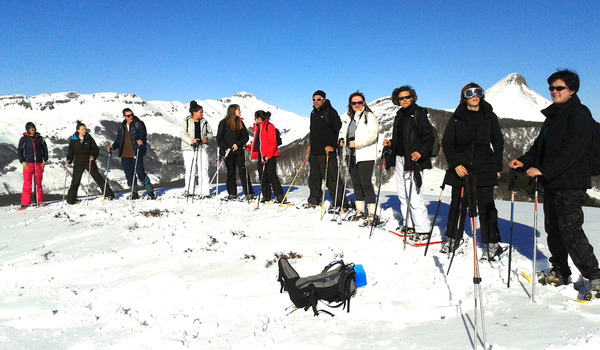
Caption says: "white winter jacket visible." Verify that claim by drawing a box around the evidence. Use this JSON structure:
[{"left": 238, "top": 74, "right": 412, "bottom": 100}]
[
  {"left": 180, "top": 116, "right": 213, "bottom": 151},
  {"left": 338, "top": 109, "right": 379, "bottom": 162}
]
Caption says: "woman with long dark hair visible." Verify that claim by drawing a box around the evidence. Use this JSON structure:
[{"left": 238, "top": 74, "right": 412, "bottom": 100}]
[
  {"left": 339, "top": 92, "right": 379, "bottom": 222},
  {"left": 440, "top": 83, "right": 504, "bottom": 260},
  {"left": 216, "top": 104, "right": 254, "bottom": 200},
  {"left": 66, "top": 121, "right": 115, "bottom": 204},
  {"left": 250, "top": 110, "right": 284, "bottom": 203}
]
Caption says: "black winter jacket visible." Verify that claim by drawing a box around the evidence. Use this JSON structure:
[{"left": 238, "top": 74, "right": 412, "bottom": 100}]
[
  {"left": 111, "top": 116, "right": 148, "bottom": 157},
  {"left": 309, "top": 100, "right": 342, "bottom": 156},
  {"left": 518, "top": 95, "right": 593, "bottom": 190},
  {"left": 18, "top": 132, "right": 49, "bottom": 164},
  {"left": 216, "top": 119, "right": 249, "bottom": 156},
  {"left": 386, "top": 103, "right": 434, "bottom": 171},
  {"left": 442, "top": 100, "right": 504, "bottom": 187},
  {"left": 67, "top": 133, "right": 99, "bottom": 165}
]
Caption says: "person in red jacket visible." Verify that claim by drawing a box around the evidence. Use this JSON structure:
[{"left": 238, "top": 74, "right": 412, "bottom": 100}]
[
  {"left": 17, "top": 122, "right": 48, "bottom": 208},
  {"left": 251, "top": 110, "right": 284, "bottom": 203}
]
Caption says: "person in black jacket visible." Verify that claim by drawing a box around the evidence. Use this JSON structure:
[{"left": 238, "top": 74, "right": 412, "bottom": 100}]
[
  {"left": 66, "top": 121, "right": 115, "bottom": 204},
  {"left": 306, "top": 90, "right": 344, "bottom": 207},
  {"left": 441, "top": 83, "right": 504, "bottom": 260},
  {"left": 17, "top": 122, "right": 49, "bottom": 208},
  {"left": 510, "top": 69, "right": 600, "bottom": 290},
  {"left": 216, "top": 104, "right": 254, "bottom": 200},
  {"left": 383, "top": 86, "right": 434, "bottom": 239},
  {"left": 107, "top": 108, "right": 156, "bottom": 200}
]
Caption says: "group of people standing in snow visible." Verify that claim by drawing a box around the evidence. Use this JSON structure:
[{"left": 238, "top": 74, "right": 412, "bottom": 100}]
[{"left": 15, "top": 68, "right": 600, "bottom": 293}]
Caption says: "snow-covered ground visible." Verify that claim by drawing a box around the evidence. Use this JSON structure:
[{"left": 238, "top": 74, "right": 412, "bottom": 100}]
[{"left": 2, "top": 181, "right": 600, "bottom": 349}]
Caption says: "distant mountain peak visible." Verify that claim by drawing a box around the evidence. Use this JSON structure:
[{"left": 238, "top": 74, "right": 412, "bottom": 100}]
[
  {"left": 500, "top": 72, "right": 528, "bottom": 86},
  {"left": 232, "top": 92, "right": 258, "bottom": 99},
  {"left": 484, "top": 73, "right": 550, "bottom": 122}
]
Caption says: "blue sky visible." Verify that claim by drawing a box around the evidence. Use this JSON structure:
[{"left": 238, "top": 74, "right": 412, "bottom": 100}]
[{"left": 1, "top": 1, "right": 599, "bottom": 117}]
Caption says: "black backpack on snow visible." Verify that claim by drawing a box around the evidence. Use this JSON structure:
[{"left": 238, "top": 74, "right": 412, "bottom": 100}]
[{"left": 277, "top": 258, "right": 356, "bottom": 316}]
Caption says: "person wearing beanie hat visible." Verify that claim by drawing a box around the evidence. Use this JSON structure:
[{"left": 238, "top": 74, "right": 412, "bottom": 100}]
[
  {"left": 306, "top": 90, "right": 345, "bottom": 208},
  {"left": 17, "top": 122, "right": 49, "bottom": 208}
]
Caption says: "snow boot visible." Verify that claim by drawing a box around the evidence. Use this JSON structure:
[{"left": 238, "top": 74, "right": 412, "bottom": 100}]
[
  {"left": 538, "top": 269, "right": 564, "bottom": 286},
  {"left": 352, "top": 201, "right": 366, "bottom": 221},
  {"left": 144, "top": 183, "right": 156, "bottom": 200},
  {"left": 440, "top": 238, "right": 461, "bottom": 254},
  {"left": 590, "top": 278, "right": 600, "bottom": 292},
  {"left": 481, "top": 243, "right": 502, "bottom": 261}
]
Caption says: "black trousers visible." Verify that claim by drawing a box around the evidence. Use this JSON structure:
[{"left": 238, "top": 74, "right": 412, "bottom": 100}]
[
  {"left": 67, "top": 159, "right": 114, "bottom": 204},
  {"left": 225, "top": 153, "right": 253, "bottom": 196},
  {"left": 257, "top": 158, "right": 283, "bottom": 200},
  {"left": 348, "top": 156, "right": 376, "bottom": 203},
  {"left": 544, "top": 189, "right": 600, "bottom": 280},
  {"left": 308, "top": 153, "right": 344, "bottom": 205},
  {"left": 445, "top": 185, "right": 501, "bottom": 244}
]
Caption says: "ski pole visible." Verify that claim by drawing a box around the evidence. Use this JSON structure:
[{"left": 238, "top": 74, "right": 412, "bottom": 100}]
[
  {"left": 82, "top": 159, "right": 92, "bottom": 204},
  {"left": 447, "top": 183, "right": 466, "bottom": 276},
  {"left": 402, "top": 169, "right": 415, "bottom": 250},
  {"left": 198, "top": 143, "right": 204, "bottom": 198},
  {"left": 131, "top": 147, "right": 140, "bottom": 201},
  {"left": 244, "top": 145, "right": 252, "bottom": 203},
  {"left": 103, "top": 150, "right": 112, "bottom": 199},
  {"left": 61, "top": 162, "right": 69, "bottom": 208},
  {"left": 256, "top": 160, "right": 267, "bottom": 209},
  {"left": 186, "top": 145, "right": 198, "bottom": 201},
  {"left": 210, "top": 148, "right": 231, "bottom": 185},
  {"left": 320, "top": 153, "right": 330, "bottom": 220},
  {"left": 507, "top": 170, "right": 517, "bottom": 288},
  {"left": 333, "top": 146, "right": 341, "bottom": 218},
  {"left": 277, "top": 150, "right": 309, "bottom": 212},
  {"left": 337, "top": 146, "right": 351, "bottom": 224},
  {"left": 463, "top": 174, "right": 487, "bottom": 349},
  {"left": 532, "top": 176, "right": 539, "bottom": 303},
  {"left": 424, "top": 172, "right": 448, "bottom": 256},
  {"left": 369, "top": 147, "right": 390, "bottom": 238},
  {"left": 191, "top": 145, "right": 200, "bottom": 203},
  {"left": 215, "top": 147, "right": 220, "bottom": 199},
  {"left": 33, "top": 144, "right": 38, "bottom": 206}
]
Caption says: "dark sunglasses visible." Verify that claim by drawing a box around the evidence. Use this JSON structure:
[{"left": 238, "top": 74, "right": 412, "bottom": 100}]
[
  {"left": 312, "top": 98, "right": 324, "bottom": 102},
  {"left": 350, "top": 101, "right": 364, "bottom": 105},
  {"left": 464, "top": 88, "right": 484, "bottom": 99},
  {"left": 548, "top": 86, "right": 568, "bottom": 92},
  {"left": 398, "top": 95, "right": 412, "bottom": 101},
  {"left": 124, "top": 114, "right": 134, "bottom": 117}
]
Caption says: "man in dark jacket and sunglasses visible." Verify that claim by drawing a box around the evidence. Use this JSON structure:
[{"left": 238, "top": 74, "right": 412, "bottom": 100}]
[
  {"left": 510, "top": 69, "right": 600, "bottom": 293},
  {"left": 107, "top": 108, "right": 156, "bottom": 200}
]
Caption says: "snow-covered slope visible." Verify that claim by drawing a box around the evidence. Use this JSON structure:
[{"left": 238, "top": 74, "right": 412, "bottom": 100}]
[
  {"left": 0, "top": 92, "right": 309, "bottom": 195},
  {"left": 484, "top": 73, "right": 551, "bottom": 122},
  {"left": 2, "top": 185, "right": 600, "bottom": 349}
]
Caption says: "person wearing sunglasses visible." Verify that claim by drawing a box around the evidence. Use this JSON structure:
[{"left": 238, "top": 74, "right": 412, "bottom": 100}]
[
  {"left": 440, "top": 83, "right": 504, "bottom": 259},
  {"left": 509, "top": 69, "right": 600, "bottom": 290},
  {"left": 107, "top": 108, "right": 156, "bottom": 200},
  {"left": 382, "top": 86, "right": 435, "bottom": 241},
  {"left": 306, "top": 90, "right": 344, "bottom": 208},
  {"left": 338, "top": 91, "right": 379, "bottom": 223}
]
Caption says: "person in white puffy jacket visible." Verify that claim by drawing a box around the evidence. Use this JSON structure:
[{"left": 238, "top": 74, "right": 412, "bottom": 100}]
[
  {"left": 180, "top": 100, "right": 213, "bottom": 198},
  {"left": 339, "top": 91, "right": 379, "bottom": 222}
]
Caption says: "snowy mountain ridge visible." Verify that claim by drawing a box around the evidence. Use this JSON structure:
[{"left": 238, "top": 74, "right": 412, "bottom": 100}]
[{"left": 0, "top": 91, "right": 310, "bottom": 196}]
